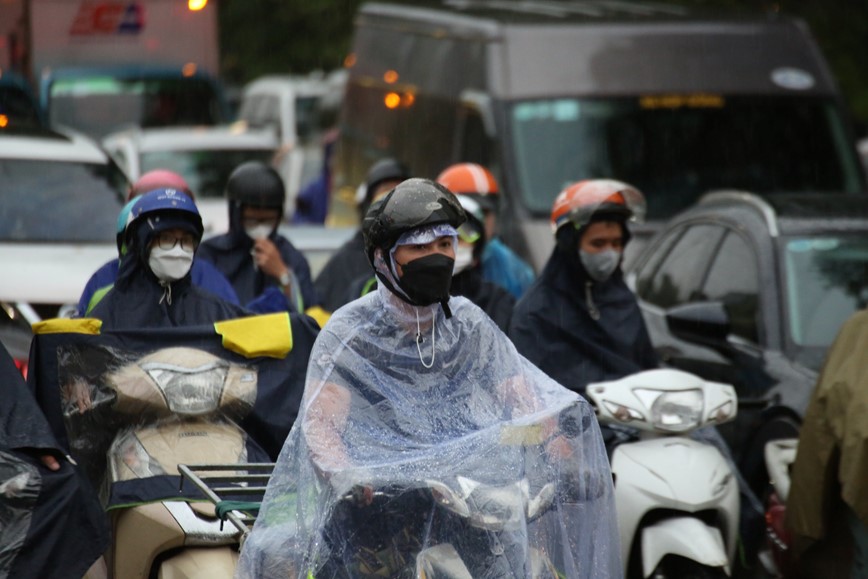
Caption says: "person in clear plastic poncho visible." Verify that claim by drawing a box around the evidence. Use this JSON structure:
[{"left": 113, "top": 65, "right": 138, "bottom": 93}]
[{"left": 236, "top": 179, "right": 621, "bottom": 579}]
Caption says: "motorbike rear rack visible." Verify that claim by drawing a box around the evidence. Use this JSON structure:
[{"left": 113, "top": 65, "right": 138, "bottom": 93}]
[{"left": 177, "top": 463, "right": 275, "bottom": 539}]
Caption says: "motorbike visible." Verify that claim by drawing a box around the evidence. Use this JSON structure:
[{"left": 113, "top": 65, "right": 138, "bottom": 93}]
[
  {"left": 317, "top": 475, "right": 560, "bottom": 578},
  {"left": 586, "top": 368, "right": 740, "bottom": 578},
  {"left": 759, "top": 438, "right": 798, "bottom": 577},
  {"left": 61, "top": 346, "right": 265, "bottom": 579}
]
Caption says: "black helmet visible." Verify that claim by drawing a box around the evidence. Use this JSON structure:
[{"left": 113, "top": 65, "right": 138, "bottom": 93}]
[
  {"left": 226, "top": 161, "right": 286, "bottom": 209},
  {"left": 364, "top": 158, "right": 410, "bottom": 202},
  {"left": 363, "top": 178, "right": 465, "bottom": 267}
]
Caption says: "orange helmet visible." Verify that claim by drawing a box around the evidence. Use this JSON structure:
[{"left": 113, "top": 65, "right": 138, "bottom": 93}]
[
  {"left": 436, "top": 163, "right": 499, "bottom": 211},
  {"left": 550, "top": 179, "right": 645, "bottom": 234}
]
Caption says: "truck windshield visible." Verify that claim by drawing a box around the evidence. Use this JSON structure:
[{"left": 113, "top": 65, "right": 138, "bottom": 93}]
[
  {"left": 48, "top": 76, "right": 225, "bottom": 138},
  {"left": 782, "top": 234, "right": 868, "bottom": 370},
  {"left": 510, "top": 96, "right": 864, "bottom": 219}
]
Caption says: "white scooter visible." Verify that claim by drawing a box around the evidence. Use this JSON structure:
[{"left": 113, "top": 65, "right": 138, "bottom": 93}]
[{"left": 586, "top": 369, "right": 740, "bottom": 578}]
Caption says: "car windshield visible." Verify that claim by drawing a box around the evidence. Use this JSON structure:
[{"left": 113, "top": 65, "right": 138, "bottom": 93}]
[
  {"left": 510, "top": 96, "right": 863, "bottom": 219},
  {"left": 782, "top": 234, "right": 868, "bottom": 370},
  {"left": 140, "top": 149, "right": 276, "bottom": 199},
  {"left": 0, "top": 159, "right": 125, "bottom": 242},
  {"left": 49, "top": 76, "right": 224, "bottom": 138}
]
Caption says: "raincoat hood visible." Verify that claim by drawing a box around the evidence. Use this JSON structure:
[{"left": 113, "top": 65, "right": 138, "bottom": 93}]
[{"left": 509, "top": 246, "right": 658, "bottom": 396}]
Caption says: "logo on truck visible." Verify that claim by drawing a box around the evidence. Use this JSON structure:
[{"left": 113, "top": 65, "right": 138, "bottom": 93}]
[{"left": 70, "top": 1, "right": 145, "bottom": 36}]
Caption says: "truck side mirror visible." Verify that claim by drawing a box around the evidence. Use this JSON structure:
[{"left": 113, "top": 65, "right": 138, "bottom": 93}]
[{"left": 666, "top": 301, "right": 731, "bottom": 350}]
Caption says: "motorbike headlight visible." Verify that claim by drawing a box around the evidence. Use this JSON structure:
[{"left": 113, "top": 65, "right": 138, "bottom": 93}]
[
  {"left": 143, "top": 362, "right": 228, "bottom": 416},
  {"left": 635, "top": 388, "right": 703, "bottom": 433}
]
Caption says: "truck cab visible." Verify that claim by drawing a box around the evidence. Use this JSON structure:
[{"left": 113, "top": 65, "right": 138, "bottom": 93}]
[{"left": 334, "top": 1, "right": 866, "bottom": 269}]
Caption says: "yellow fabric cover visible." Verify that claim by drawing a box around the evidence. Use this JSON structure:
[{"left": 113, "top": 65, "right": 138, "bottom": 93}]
[
  {"left": 214, "top": 313, "right": 293, "bottom": 359},
  {"left": 788, "top": 310, "right": 868, "bottom": 546},
  {"left": 304, "top": 306, "right": 331, "bottom": 329},
  {"left": 32, "top": 318, "right": 102, "bottom": 335}
]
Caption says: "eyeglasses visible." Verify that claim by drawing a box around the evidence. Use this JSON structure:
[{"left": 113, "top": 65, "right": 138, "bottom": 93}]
[
  {"left": 457, "top": 224, "right": 481, "bottom": 244},
  {"left": 156, "top": 231, "right": 197, "bottom": 252}
]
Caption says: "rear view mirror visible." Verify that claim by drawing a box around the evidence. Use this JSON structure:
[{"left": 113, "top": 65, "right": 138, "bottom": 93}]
[{"left": 666, "top": 301, "right": 730, "bottom": 349}]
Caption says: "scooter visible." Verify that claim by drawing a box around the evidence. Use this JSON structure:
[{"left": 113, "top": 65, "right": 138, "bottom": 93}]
[
  {"left": 586, "top": 368, "right": 740, "bottom": 578},
  {"left": 80, "top": 346, "right": 263, "bottom": 578},
  {"left": 319, "top": 475, "right": 560, "bottom": 578},
  {"left": 759, "top": 438, "right": 798, "bottom": 577}
]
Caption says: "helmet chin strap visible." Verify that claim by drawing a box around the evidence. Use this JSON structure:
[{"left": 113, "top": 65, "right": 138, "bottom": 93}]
[{"left": 415, "top": 309, "right": 436, "bottom": 368}]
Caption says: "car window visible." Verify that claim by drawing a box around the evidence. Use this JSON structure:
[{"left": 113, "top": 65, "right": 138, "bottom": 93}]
[
  {"left": 784, "top": 235, "right": 868, "bottom": 354},
  {"left": 640, "top": 224, "right": 725, "bottom": 308},
  {"left": 634, "top": 227, "right": 684, "bottom": 298},
  {"left": 701, "top": 231, "right": 760, "bottom": 343},
  {"left": 0, "top": 159, "right": 125, "bottom": 242}
]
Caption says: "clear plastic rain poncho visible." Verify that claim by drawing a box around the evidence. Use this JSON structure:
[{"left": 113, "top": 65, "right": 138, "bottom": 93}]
[{"left": 237, "top": 282, "right": 621, "bottom": 578}]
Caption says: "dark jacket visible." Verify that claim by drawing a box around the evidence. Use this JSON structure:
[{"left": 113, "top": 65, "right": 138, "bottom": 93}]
[
  {"left": 197, "top": 222, "right": 318, "bottom": 310},
  {"left": 90, "top": 244, "right": 249, "bottom": 330},
  {"left": 509, "top": 246, "right": 658, "bottom": 396},
  {"left": 77, "top": 255, "right": 240, "bottom": 317},
  {"left": 451, "top": 267, "right": 515, "bottom": 333},
  {"left": 314, "top": 230, "right": 370, "bottom": 313},
  {"left": 3, "top": 344, "right": 109, "bottom": 579}
]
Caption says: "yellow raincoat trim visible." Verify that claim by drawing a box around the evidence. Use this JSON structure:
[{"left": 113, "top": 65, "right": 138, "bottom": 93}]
[
  {"left": 32, "top": 318, "right": 102, "bottom": 335},
  {"left": 214, "top": 313, "right": 293, "bottom": 359}
]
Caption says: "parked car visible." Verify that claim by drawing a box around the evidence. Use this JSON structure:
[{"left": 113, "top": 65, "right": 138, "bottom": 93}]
[
  {"left": 0, "top": 125, "right": 127, "bottom": 335},
  {"left": 625, "top": 191, "right": 868, "bottom": 496},
  {"left": 0, "top": 302, "right": 34, "bottom": 376},
  {"left": 102, "top": 124, "right": 283, "bottom": 234}
]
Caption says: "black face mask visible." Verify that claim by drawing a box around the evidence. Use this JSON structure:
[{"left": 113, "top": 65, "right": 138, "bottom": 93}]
[{"left": 396, "top": 253, "right": 455, "bottom": 306}]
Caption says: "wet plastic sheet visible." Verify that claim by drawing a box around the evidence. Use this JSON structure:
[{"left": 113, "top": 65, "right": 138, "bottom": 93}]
[
  {"left": 0, "top": 451, "right": 40, "bottom": 578},
  {"left": 56, "top": 343, "right": 263, "bottom": 506},
  {"left": 237, "top": 287, "right": 621, "bottom": 578}
]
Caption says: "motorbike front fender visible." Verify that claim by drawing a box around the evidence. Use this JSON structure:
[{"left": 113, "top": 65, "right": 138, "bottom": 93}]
[{"left": 641, "top": 517, "right": 729, "bottom": 577}]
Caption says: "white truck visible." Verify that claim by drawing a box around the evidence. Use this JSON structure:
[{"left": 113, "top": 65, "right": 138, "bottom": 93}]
[{"left": 24, "top": 0, "right": 228, "bottom": 136}]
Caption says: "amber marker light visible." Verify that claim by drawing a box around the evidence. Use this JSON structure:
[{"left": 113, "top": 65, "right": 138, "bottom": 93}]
[
  {"left": 188, "top": 0, "right": 207, "bottom": 11},
  {"left": 384, "top": 92, "right": 401, "bottom": 109}
]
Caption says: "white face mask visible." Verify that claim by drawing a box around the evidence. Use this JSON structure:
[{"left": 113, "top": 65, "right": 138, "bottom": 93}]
[
  {"left": 245, "top": 224, "right": 273, "bottom": 240},
  {"left": 452, "top": 244, "right": 474, "bottom": 276},
  {"left": 148, "top": 245, "right": 194, "bottom": 282},
  {"left": 579, "top": 248, "right": 621, "bottom": 282}
]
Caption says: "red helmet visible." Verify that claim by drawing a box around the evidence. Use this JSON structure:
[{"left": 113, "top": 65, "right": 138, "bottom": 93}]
[
  {"left": 550, "top": 179, "right": 645, "bottom": 234},
  {"left": 436, "top": 163, "right": 499, "bottom": 211},
  {"left": 129, "top": 170, "right": 193, "bottom": 202}
]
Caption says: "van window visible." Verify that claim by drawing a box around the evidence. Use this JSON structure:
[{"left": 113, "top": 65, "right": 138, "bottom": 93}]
[{"left": 510, "top": 96, "right": 863, "bottom": 218}]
